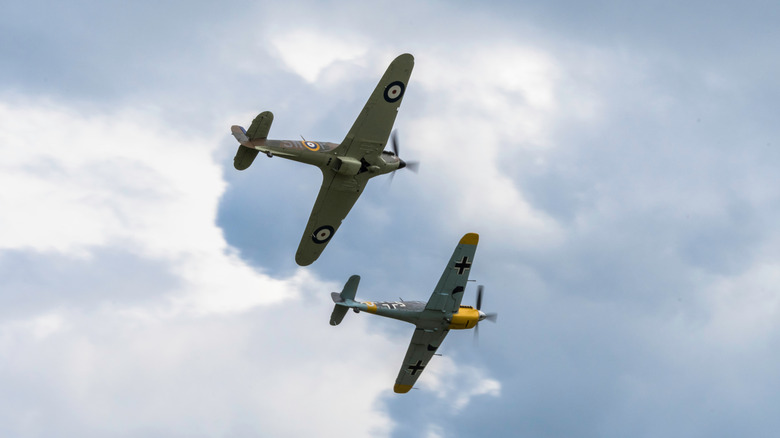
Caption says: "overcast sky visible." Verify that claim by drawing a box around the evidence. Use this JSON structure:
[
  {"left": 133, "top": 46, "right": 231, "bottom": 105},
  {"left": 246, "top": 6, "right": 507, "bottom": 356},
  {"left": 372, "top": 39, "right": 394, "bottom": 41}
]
[{"left": 2, "top": 1, "right": 780, "bottom": 437}]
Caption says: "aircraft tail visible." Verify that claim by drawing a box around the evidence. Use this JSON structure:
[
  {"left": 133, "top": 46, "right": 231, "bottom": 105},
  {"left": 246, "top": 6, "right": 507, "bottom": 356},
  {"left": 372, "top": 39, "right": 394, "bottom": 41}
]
[
  {"left": 232, "top": 111, "right": 274, "bottom": 171},
  {"left": 330, "top": 275, "right": 360, "bottom": 326}
]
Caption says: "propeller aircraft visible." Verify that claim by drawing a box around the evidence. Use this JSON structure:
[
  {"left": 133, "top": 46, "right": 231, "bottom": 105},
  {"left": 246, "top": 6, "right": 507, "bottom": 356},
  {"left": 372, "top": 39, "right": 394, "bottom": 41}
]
[
  {"left": 230, "top": 53, "right": 417, "bottom": 266},
  {"left": 329, "top": 233, "right": 497, "bottom": 393}
]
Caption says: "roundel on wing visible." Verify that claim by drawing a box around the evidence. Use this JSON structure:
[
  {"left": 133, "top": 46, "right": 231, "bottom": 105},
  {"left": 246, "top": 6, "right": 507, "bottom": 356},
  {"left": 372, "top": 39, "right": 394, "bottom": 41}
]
[
  {"left": 383, "top": 81, "right": 405, "bottom": 103},
  {"left": 312, "top": 225, "right": 335, "bottom": 244}
]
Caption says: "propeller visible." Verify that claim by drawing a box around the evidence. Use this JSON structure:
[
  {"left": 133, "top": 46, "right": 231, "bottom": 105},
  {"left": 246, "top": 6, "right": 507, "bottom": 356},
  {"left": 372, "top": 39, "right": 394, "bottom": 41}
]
[
  {"left": 474, "top": 285, "right": 498, "bottom": 343},
  {"left": 389, "top": 131, "right": 419, "bottom": 181}
]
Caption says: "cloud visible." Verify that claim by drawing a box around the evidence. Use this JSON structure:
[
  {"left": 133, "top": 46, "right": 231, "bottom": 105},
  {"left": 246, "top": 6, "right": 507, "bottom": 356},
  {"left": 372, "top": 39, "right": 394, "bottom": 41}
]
[
  {"left": 0, "top": 301, "right": 401, "bottom": 437},
  {"left": 390, "top": 45, "right": 567, "bottom": 250},
  {"left": 0, "top": 98, "right": 499, "bottom": 436},
  {"left": 0, "top": 99, "right": 293, "bottom": 312},
  {"left": 419, "top": 355, "right": 501, "bottom": 411},
  {"left": 6, "top": 1, "right": 780, "bottom": 436},
  {"left": 269, "top": 31, "right": 369, "bottom": 84}
]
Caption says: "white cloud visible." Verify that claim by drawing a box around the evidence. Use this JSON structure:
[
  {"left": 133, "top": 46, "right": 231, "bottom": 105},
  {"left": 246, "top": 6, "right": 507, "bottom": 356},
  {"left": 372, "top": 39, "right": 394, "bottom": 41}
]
[
  {"left": 415, "top": 45, "right": 560, "bottom": 143},
  {"left": 269, "top": 30, "right": 369, "bottom": 83},
  {"left": 0, "top": 99, "right": 291, "bottom": 313},
  {"left": 401, "top": 46, "right": 567, "bottom": 249},
  {"left": 0, "top": 300, "right": 399, "bottom": 437},
  {"left": 418, "top": 354, "right": 501, "bottom": 411}
]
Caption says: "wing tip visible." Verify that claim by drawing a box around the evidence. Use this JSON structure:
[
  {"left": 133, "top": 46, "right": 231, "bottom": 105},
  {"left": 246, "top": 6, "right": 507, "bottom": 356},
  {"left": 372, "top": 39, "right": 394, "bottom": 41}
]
[
  {"left": 459, "top": 233, "right": 479, "bottom": 246},
  {"left": 394, "top": 384, "right": 413, "bottom": 394},
  {"left": 295, "top": 252, "right": 316, "bottom": 266},
  {"left": 393, "top": 53, "right": 415, "bottom": 67}
]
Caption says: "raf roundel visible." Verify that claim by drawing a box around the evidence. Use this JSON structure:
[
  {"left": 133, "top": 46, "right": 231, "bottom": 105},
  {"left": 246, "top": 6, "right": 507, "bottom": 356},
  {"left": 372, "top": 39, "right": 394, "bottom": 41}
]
[
  {"left": 312, "top": 225, "right": 335, "bottom": 244},
  {"left": 383, "top": 81, "right": 405, "bottom": 103},
  {"left": 302, "top": 140, "right": 321, "bottom": 151}
]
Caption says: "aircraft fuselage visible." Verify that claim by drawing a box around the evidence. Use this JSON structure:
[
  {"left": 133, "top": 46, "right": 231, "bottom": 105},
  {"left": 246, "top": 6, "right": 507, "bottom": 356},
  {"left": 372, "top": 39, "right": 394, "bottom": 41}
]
[
  {"left": 348, "top": 299, "right": 483, "bottom": 329},
  {"left": 246, "top": 138, "right": 405, "bottom": 177}
]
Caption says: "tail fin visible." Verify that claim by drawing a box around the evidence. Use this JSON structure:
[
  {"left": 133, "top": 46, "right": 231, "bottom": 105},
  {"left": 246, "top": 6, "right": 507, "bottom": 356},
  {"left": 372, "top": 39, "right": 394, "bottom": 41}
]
[
  {"left": 232, "top": 111, "right": 274, "bottom": 171},
  {"left": 330, "top": 275, "right": 360, "bottom": 326}
]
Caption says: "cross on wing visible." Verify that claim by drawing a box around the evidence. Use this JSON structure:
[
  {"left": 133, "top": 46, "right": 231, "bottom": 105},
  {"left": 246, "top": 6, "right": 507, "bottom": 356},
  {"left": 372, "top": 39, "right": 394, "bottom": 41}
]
[
  {"left": 453, "top": 256, "right": 472, "bottom": 275},
  {"left": 394, "top": 326, "right": 449, "bottom": 393},
  {"left": 394, "top": 233, "right": 480, "bottom": 393},
  {"left": 407, "top": 360, "right": 426, "bottom": 376},
  {"left": 424, "top": 233, "right": 479, "bottom": 312}
]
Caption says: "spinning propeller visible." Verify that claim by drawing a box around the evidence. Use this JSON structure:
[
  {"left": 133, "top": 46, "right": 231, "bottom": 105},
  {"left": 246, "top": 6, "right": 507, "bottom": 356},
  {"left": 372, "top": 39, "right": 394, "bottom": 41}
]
[
  {"left": 474, "top": 285, "right": 498, "bottom": 343},
  {"left": 388, "top": 131, "right": 419, "bottom": 181}
]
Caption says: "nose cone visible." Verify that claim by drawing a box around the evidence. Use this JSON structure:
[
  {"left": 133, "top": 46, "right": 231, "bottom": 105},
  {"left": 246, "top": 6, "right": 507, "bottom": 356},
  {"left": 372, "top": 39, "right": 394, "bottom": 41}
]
[
  {"left": 398, "top": 158, "right": 407, "bottom": 169},
  {"left": 478, "top": 310, "right": 487, "bottom": 321}
]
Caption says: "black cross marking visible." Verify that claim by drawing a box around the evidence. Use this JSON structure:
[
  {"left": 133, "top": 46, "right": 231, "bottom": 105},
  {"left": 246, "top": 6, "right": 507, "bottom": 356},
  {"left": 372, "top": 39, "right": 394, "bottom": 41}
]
[
  {"left": 453, "top": 256, "right": 472, "bottom": 275},
  {"left": 407, "top": 360, "right": 426, "bottom": 376}
]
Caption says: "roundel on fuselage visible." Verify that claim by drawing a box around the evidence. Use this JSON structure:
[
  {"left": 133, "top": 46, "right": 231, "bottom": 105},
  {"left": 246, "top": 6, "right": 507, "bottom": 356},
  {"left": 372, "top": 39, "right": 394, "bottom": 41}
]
[{"left": 302, "top": 140, "right": 321, "bottom": 151}]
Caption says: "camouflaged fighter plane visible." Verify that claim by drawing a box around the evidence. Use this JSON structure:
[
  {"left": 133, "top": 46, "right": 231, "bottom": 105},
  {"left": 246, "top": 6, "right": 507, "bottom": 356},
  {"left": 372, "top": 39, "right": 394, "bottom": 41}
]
[
  {"left": 230, "top": 53, "right": 417, "bottom": 266},
  {"left": 329, "top": 233, "right": 497, "bottom": 393}
]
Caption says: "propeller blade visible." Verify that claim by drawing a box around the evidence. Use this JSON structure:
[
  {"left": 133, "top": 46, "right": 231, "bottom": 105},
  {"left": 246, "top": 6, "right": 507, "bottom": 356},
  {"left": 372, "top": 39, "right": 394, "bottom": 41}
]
[
  {"left": 485, "top": 312, "right": 498, "bottom": 323},
  {"left": 473, "top": 323, "right": 480, "bottom": 345},
  {"left": 404, "top": 161, "right": 420, "bottom": 173},
  {"left": 476, "top": 285, "right": 484, "bottom": 310},
  {"left": 386, "top": 131, "right": 419, "bottom": 180}
]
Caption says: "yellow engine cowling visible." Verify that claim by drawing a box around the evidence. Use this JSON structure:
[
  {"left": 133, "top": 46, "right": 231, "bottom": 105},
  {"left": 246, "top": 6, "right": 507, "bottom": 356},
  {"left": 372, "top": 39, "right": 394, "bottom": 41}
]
[{"left": 449, "top": 306, "right": 480, "bottom": 329}]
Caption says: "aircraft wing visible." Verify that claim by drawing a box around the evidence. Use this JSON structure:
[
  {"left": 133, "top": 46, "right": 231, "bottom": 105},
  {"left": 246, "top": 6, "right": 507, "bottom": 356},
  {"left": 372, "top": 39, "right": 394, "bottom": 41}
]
[
  {"left": 294, "top": 170, "right": 369, "bottom": 266},
  {"left": 336, "top": 53, "right": 414, "bottom": 160},
  {"left": 393, "top": 324, "right": 450, "bottom": 393},
  {"left": 424, "top": 233, "right": 480, "bottom": 313},
  {"left": 393, "top": 233, "right": 480, "bottom": 393}
]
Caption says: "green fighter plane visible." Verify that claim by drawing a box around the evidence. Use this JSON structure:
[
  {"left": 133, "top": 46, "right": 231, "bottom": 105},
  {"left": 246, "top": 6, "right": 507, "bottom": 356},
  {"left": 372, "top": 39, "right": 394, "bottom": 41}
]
[
  {"left": 231, "top": 53, "right": 418, "bottom": 266},
  {"left": 329, "top": 233, "right": 498, "bottom": 393}
]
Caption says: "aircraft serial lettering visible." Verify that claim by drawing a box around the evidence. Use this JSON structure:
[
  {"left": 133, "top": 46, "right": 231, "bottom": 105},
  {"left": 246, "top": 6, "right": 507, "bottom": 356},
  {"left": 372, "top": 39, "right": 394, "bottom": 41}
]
[{"left": 378, "top": 301, "right": 407, "bottom": 310}]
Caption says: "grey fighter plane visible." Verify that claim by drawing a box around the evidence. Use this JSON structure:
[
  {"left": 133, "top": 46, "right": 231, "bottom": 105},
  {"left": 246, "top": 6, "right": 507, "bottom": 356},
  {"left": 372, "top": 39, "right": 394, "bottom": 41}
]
[
  {"left": 230, "top": 53, "right": 417, "bottom": 266},
  {"left": 329, "top": 233, "right": 498, "bottom": 393}
]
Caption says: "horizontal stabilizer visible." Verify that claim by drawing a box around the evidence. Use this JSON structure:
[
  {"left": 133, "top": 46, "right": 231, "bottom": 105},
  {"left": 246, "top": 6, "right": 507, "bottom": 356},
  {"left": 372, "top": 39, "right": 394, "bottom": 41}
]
[
  {"left": 234, "top": 146, "right": 260, "bottom": 171},
  {"left": 231, "top": 111, "right": 274, "bottom": 171},
  {"left": 329, "top": 275, "right": 361, "bottom": 326},
  {"left": 330, "top": 305, "right": 349, "bottom": 326},
  {"left": 246, "top": 111, "right": 274, "bottom": 140}
]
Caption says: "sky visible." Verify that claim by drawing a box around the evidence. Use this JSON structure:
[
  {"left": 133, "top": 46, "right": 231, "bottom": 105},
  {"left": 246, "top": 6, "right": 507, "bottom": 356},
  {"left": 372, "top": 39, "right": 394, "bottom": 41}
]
[{"left": 2, "top": 0, "right": 780, "bottom": 436}]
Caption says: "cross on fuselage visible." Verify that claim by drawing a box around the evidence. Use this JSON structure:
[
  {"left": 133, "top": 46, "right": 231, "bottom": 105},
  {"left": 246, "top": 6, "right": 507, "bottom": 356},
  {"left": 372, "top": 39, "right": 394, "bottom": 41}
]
[
  {"left": 453, "top": 256, "right": 471, "bottom": 275},
  {"left": 407, "top": 360, "right": 426, "bottom": 375}
]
